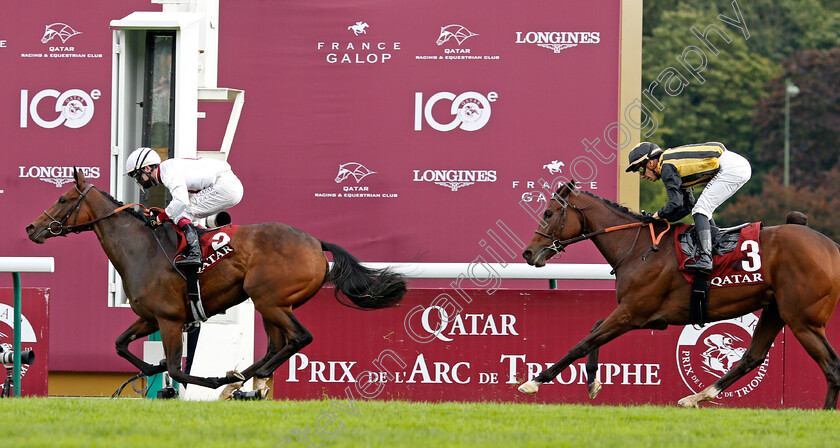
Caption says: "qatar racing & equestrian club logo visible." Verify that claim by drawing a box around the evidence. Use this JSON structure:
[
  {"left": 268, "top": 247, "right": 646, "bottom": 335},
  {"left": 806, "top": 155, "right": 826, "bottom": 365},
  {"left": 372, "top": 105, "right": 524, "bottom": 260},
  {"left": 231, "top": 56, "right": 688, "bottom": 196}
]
[
  {"left": 676, "top": 313, "right": 771, "bottom": 403},
  {"left": 314, "top": 162, "right": 397, "bottom": 199},
  {"left": 415, "top": 24, "right": 500, "bottom": 62}
]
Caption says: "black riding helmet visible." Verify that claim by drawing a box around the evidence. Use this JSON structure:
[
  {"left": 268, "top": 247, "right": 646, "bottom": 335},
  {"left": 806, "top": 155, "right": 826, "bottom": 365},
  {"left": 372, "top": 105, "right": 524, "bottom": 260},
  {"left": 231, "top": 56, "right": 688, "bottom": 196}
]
[{"left": 626, "top": 142, "right": 663, "bottom": 173}]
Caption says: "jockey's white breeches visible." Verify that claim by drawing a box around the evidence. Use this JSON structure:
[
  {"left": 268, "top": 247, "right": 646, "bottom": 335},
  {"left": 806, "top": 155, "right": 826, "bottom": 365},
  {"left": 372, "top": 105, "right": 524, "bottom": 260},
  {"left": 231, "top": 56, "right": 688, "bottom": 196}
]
[
  {"left": 692, "top": 150, "right": 751, "bottom": 218},
  {"left": 167, "top": 170, "right": 243, "bottom": 223}
]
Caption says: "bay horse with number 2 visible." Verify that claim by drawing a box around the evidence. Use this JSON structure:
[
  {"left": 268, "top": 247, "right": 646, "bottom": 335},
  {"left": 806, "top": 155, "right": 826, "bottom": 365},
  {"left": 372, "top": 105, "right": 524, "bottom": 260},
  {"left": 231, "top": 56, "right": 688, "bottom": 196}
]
[
  {"left": 25, "top": 169, "right": 406, "bottom": 396},
  {"left": 519, "top": 181, "right": 840, "bottom": 409}
]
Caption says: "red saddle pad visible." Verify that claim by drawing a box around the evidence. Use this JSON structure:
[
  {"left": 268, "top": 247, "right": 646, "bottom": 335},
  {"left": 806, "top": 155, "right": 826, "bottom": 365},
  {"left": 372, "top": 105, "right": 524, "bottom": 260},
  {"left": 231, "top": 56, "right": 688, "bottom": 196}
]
[
  {"left": 173, "top": 225, "right": 239, "bottom": 273},
  {"left": 673, "top": 222, "right": 765, "bottom": 288}
]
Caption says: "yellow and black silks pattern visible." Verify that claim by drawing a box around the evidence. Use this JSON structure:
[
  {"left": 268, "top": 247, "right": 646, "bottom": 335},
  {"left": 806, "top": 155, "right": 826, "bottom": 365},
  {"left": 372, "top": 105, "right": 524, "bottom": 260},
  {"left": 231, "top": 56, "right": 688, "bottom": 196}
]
[{"left": 658, "top": 142, "right": 725, "bottom": 188}]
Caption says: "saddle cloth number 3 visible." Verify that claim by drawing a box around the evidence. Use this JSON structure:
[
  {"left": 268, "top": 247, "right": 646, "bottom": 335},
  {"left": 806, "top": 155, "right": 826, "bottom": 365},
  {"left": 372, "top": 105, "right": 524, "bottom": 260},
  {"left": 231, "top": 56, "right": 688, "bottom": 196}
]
[{"left": 740, "top": 240, "right": 760, "bottom": 272}]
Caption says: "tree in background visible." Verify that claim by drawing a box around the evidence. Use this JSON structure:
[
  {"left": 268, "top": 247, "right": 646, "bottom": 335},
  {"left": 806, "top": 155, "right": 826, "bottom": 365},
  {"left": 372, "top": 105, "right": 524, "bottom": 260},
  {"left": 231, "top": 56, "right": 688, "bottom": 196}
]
[
  {"left": 638, "top": 3, "right": 780, "bottom": 215},
  {"left": 717, "top": 167, "right": 840, "bottom": 241},
  {"left": 746, "top": 49, "right": 840, "bottom": 189}
]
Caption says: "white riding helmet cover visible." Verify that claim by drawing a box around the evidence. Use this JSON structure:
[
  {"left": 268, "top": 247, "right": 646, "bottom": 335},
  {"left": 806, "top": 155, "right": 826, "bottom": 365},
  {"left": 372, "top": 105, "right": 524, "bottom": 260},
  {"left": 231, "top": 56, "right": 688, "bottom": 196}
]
[{"left": 124, "top": 147, "right": 161, "bottom": 175}]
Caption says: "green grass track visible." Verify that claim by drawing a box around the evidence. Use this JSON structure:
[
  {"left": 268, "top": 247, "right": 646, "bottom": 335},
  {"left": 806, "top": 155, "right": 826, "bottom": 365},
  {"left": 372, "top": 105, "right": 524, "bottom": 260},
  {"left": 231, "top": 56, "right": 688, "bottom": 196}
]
[{"left": 1, "top": 398, "right": 837, "bottom": 448}]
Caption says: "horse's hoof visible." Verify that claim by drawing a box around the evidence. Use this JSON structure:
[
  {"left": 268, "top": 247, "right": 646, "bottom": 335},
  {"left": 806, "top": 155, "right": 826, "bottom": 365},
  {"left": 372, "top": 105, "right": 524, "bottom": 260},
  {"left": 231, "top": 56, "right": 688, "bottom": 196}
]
[
  {"left": 588, "top": 380, "right": 602, "bottom": 400},
  {"left": 677, "top": 396, "right": 699, "bottom": 408},
  {"left": 254, "top": 377, "right": 271, "bottom": 400},
  {"left": 518, "top": 380, "right": 540, "bottom": 395},
  {"left": 225, "top": 370, "right": 246, "bottom": 382},
  {"left": 218, "top": 383, "right": 241, "bottom": 401},
  {"left": 256, "top": 386, "right": 271, "bottom": 400}
]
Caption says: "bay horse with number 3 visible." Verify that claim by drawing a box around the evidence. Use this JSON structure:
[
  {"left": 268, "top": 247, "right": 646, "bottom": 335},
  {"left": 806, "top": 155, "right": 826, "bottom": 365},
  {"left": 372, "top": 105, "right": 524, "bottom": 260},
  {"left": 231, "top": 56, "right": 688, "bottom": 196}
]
[
  {"left": 25, "top": 169, "right": 406, "bottom": 396},
  {"left": 519, "top": 181, "right": 840, "bottom": 409}
]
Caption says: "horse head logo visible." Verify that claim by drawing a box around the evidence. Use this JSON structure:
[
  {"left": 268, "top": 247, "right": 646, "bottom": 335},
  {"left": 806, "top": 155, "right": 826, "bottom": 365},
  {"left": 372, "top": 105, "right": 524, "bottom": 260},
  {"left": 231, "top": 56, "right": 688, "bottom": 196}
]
[
  {"left": 436, "top": 25, "right": 478, "bottom": 46},
  {"left": 543, "top": 160, "right": 565, "bottom": 174},
  {"left": 42, "top": 23, "right": 82, "bottom": 44},
  {"left": 348, "top": 22, "right": 369, "bottom": 36},
  {"left": 335, "top": 162, "right": 376, "bottom": 184}
]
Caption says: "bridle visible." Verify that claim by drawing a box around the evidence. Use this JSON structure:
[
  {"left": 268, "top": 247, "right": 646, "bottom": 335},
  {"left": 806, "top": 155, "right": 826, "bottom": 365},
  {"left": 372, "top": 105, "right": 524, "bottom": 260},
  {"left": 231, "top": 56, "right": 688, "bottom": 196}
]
[
  {"left": 535, "top": 193, "right": 670, "bottom": 261},
  {"left": 534, "top": 198, "right": 593, "bottom": 254},
  {"left": 42, "top": 184, "right": 143, "bottom": 236}
]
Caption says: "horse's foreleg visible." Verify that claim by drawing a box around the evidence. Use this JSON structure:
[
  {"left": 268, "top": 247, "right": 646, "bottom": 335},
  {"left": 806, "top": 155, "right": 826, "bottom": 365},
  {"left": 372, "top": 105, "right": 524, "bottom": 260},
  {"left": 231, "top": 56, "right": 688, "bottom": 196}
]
[
  {"left": 585, "top": 318, "right": 606, "bottom": 399},
  {"left": 519, "top": 308, "right": 634, "bottom": 395},
  {"left": 115, "top": 318, "right": 166, "bottom": 376},
  {"left": 252, "top": 308, "right": 312, "bottom": 380},
  {"left": 678, "top": 304, "right": 785, "bottom": 408},
  {"left": 157, "top": 319, "right": 243, "bottom": 390}
]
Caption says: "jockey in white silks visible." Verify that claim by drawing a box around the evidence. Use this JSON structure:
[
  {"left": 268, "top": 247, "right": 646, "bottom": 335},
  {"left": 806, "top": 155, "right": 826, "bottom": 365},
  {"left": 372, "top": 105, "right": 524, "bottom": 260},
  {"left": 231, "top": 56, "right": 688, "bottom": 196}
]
[{"left": 124, "top": 147, "right": 244, "bottom": 267}]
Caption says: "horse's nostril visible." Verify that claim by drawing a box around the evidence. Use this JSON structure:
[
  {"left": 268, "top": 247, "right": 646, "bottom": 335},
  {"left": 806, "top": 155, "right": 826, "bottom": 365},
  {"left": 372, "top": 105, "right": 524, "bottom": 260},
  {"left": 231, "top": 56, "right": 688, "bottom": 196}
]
[
  {"left": 25, "top": 224, "right": 34, "bottom": 235},
  {"left": 522, "top": 250, "right": 532, "bottom": 260}
]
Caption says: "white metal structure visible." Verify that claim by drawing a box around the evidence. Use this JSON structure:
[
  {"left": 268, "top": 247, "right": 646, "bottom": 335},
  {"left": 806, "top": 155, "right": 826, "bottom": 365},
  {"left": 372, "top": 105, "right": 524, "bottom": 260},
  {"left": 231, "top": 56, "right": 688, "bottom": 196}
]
[
  {"left": 0, "top": 258, "right": 54, "bottom": 273},
  {"left": 110, "top": 0, "right": 250, "bottom": 400}
]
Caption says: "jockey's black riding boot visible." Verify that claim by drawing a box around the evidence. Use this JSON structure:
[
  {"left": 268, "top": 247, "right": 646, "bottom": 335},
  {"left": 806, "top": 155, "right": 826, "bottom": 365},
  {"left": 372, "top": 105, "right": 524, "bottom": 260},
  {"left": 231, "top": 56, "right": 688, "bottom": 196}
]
[
  {"left": 685, "top": 213, "right": 713, "bottom": 274},
  {"left": 176, "top": 223, "right": 202, "bottom": 267}
]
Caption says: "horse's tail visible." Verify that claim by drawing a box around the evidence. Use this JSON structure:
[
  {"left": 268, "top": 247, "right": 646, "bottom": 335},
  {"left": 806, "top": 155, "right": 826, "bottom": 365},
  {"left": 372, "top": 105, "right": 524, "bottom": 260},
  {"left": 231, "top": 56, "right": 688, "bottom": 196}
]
[
  {"left": 786, "top": 211, "right": 808, "bottom": 226},
  {"left": 320, "top": 241, "right": 407, "bottom": 310}
]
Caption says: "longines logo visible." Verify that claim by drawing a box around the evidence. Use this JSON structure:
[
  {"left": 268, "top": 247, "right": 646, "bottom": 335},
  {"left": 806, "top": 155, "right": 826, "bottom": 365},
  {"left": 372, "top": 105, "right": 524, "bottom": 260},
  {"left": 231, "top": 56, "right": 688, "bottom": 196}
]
[
  {"left": 514, "top": 31, "right": 601, "bottom": 53},
  {"left": 676, "top": 314, "right": 770, "bottom": 402},
  {"left": 20, "top": 23, "right": 102, "bottom": 59},
  {"left": 415, "top": 25, "right": 500, "bottom": 61},
  {"left": 413, "top": 169, "right": 497, "bottom": 191},
  {"left": 314, "top": 162, "right": 397, "bottom": 199},
  {"left": 315, "top": 21, "right": 401, "bottom": 64},
  {"left": 19, "top": 166, "right": 101, "bottom": 187},
  {"left": 20, "top": 89, "right": 101, "bottom": 129}
]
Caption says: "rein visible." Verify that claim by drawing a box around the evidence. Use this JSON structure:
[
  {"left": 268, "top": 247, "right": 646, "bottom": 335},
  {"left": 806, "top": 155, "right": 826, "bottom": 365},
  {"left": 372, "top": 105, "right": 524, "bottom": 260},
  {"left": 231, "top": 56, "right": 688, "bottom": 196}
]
[
  {"left": 536, "top": 196, "right": 671, "bottom": 269},
  {"left": 44, "top": 187, "right": 188, "bottom": 280},
  {"left": 42, "top": 184, "right": 152, "bottom": 236}
]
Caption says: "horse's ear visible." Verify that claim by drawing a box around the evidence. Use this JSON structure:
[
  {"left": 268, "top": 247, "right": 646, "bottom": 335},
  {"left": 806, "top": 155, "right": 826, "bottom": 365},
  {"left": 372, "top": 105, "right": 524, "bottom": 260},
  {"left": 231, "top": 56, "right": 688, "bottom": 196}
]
[
  {"left": 554, "top": 179, "right": 578, "bottom": 196},
  {"left": 73, "top": 167, "right": 86, "bottom": 186}
]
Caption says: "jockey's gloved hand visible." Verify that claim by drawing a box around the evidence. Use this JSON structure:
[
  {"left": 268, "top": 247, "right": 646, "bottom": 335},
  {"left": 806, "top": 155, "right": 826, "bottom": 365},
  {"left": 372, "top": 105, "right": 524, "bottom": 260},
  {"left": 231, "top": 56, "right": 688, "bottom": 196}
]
[
  {"left": 147, "top": 209, "right": 170, "bottom": 228},
  {"left": 640, "top": 212, "right": 658, "bottom": 224}
]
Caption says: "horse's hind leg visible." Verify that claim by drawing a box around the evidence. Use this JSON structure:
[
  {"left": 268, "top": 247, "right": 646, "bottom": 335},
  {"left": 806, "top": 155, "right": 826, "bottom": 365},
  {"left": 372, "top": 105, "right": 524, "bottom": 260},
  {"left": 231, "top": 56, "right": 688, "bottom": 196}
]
[
  {"left": 115, "top": 318, "right": 166, "bottom": 376},
  {"left": 585, "top": 318, "right": 606, "bottom": 399},
  {"left": 251, "top": 307, "right": 313, "bottom": 380},
  {"left": 678, "top": 304, "right": 785, "bottom": 408},
  {"left": 786, "top": 321, "right": 840, "bottom": 409},
  {"left": 219, "top": 316, "right": 286, "bottom": 399}
]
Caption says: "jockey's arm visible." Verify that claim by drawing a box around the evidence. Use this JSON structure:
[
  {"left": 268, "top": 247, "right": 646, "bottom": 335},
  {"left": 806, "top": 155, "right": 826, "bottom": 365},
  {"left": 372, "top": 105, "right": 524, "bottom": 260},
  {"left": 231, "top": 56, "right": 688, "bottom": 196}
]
[
  {"left": 158, "top": 164, "right": 191, "bottom": 221},
  {"left": 656, "top": 164, "right": 689, "bottom": 222}
]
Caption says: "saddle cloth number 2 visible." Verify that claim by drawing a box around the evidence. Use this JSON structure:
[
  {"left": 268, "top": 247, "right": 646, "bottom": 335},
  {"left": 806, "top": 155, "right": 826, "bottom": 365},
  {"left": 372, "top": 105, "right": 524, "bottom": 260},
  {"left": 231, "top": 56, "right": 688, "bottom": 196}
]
[{"left": 211, "top": 232, "right": 231, "bottom": 251}]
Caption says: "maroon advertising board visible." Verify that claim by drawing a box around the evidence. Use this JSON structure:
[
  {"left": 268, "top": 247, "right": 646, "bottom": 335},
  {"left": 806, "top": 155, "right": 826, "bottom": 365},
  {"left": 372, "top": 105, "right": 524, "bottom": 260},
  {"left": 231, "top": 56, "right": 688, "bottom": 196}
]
[
  {"left": 269, "top": 288, "right": 840, "bottom": 409},
  {"left": 0, "top": 287, "right": 49, "bottom": 396},
  {"left": 0, "top": 1, "right": 624, "bottom": 372}
]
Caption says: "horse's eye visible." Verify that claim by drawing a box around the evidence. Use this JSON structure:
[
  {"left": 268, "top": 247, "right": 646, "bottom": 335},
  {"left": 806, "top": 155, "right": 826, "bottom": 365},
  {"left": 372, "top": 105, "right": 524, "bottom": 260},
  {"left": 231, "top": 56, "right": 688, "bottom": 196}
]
[
  {"left": 58, "top": 197, "right": 67, "bottom": 204},
  {"left": 544, "top": 210, "right": 553, "bottom": 219}
]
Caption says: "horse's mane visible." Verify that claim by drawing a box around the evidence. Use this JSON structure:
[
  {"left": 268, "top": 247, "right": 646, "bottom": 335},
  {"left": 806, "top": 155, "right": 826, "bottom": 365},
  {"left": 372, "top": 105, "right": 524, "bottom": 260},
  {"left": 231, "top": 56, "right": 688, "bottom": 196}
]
[
  {"left": 97, "top": 188, "right": 147, "bottom": 221},
  {"left": 580, "top": 191, "right": 648, "bottom": 221}
]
